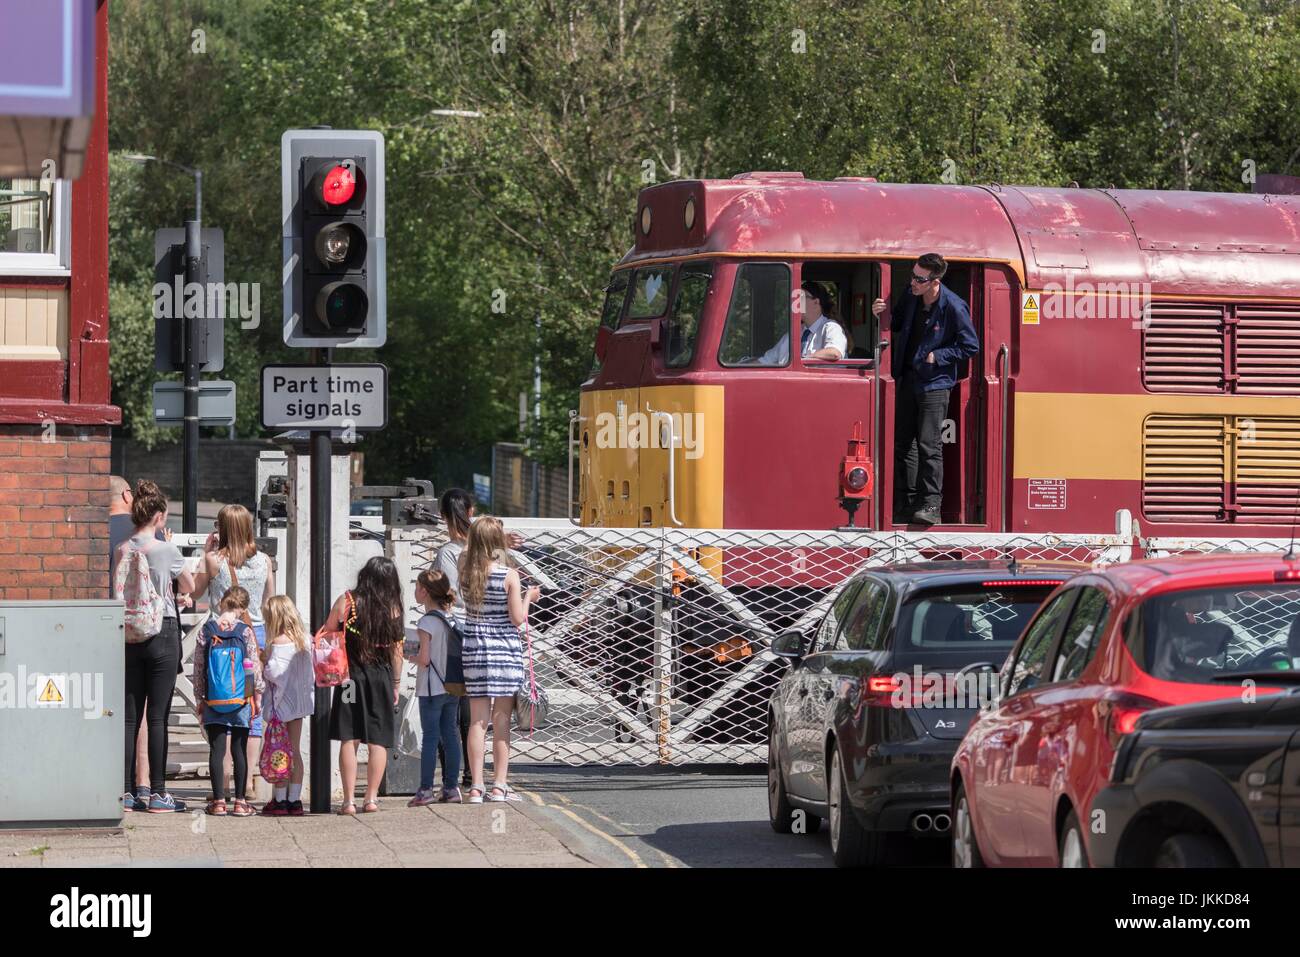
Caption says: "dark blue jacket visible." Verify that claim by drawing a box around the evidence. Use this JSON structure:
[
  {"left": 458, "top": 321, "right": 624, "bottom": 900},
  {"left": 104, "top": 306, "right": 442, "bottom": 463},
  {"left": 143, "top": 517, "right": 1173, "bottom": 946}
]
[{"left": 889, "top": 283, "right": 980, "bottom": 392}]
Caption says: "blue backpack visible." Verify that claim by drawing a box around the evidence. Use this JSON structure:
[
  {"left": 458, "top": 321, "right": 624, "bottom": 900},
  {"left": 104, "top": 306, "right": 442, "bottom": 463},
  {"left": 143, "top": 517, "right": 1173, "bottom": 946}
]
[{"left": 204, "top": 620, "right": 250, "bottom": 714}]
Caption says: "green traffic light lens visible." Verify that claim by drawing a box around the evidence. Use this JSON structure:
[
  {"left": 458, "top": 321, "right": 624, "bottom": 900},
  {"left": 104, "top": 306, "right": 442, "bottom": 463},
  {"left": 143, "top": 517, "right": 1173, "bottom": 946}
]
[{"left": 315, "top": 282, "right": 368, "bottom": 330}]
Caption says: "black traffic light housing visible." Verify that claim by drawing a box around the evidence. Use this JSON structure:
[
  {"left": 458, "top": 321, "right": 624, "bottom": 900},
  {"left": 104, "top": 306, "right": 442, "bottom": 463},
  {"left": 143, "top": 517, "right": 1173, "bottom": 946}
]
[{"left": 282, "top": 130, "right": 385, "bottom": 347}]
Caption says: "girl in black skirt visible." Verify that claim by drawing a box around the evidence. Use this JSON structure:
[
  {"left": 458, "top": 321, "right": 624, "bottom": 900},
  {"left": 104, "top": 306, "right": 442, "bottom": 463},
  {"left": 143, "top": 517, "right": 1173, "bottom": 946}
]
[{"left": 324, "top": 556, "right": 405, "bottom": 814}]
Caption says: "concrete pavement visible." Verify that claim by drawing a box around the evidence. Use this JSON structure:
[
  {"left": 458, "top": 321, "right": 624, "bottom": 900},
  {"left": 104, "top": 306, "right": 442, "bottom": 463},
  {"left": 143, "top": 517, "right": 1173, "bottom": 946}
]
[{"left": 0, "top": 788, "right": 608, "bottom": 868}]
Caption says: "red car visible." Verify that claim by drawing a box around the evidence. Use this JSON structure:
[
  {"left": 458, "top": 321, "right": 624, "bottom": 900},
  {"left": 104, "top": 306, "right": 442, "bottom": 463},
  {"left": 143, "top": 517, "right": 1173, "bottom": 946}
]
[{"left": 951, "top": 552, "right": 1300, "bottom": 867}]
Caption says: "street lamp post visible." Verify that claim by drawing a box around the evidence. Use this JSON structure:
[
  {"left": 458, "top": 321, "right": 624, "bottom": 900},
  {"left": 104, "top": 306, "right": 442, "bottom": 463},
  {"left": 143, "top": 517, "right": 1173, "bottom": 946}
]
[{"left": 122, "top": 153, "right": 204, "bottom": 534}]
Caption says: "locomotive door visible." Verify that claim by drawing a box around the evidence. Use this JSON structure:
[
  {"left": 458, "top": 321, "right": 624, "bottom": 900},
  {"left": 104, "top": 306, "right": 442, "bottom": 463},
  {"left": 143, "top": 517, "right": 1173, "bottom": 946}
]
[{"left": 876, "top": 260, "right": 1010, "bottom": 529}]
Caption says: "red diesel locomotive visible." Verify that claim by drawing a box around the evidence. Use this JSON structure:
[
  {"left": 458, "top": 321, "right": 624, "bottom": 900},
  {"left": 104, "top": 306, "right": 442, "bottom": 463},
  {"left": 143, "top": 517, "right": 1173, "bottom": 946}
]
[{"left": 574, "top": 172, "right": 1300, "bottom": 535}]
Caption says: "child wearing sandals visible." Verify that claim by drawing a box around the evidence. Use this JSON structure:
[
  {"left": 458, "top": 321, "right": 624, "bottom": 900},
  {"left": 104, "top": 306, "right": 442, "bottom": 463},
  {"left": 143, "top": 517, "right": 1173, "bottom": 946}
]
[
  {"left": 259, "top": 595, "right": 315, "bottom": 816},
  {"left": 458, "top": 517, "right": 539, "bottom": 804},
  {"left": 193, "top": 586, "right": 264, "bottom": 817},
  {"left": 405, "top": 569, "right": 464, "bottom": 806}
]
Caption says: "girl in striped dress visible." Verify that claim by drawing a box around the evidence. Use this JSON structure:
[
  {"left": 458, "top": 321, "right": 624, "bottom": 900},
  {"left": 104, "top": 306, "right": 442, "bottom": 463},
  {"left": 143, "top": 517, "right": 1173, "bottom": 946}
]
[{"left": 459, "top": 517, "right": 539, "bottom": 804}]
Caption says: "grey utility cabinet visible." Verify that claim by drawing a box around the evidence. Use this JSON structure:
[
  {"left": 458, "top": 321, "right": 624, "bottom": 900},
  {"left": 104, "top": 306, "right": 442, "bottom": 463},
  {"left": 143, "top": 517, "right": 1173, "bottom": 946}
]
[{"left": 0, "top": 601, "right": 124, "bottom": 827}]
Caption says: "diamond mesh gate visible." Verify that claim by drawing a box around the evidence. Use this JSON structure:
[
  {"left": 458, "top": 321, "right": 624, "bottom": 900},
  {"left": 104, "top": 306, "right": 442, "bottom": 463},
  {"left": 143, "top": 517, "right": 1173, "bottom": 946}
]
[{"left": 387, "top": 521, "right": 1134, "bottom": 766}]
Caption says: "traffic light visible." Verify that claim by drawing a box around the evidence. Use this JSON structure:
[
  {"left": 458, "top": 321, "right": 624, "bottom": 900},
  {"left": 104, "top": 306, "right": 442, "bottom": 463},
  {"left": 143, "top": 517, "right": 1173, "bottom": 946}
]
[
  {"left": 153, "top": 226, "right": 224, "bottom": 372},
  {"left": 281, "top": 129, "right": 385, "bottom": 347}
]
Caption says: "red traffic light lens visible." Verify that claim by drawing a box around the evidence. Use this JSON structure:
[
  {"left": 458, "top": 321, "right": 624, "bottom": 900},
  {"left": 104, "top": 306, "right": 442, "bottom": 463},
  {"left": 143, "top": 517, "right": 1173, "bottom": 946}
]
[{"left": 321, "top": 164, "right": 356, "bottom": 205}]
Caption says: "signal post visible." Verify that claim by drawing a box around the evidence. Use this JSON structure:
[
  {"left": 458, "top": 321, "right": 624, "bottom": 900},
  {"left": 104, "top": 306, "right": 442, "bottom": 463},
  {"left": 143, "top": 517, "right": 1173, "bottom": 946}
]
[{"left": 274, "top": 129, "right": 386, "bottom": 813}]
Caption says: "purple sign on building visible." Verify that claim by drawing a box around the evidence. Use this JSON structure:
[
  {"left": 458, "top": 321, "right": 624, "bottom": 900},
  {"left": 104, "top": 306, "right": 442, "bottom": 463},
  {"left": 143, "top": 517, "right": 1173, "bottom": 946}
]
[{"left": 0, "top": 0, "right": 96, "bottom": 179}]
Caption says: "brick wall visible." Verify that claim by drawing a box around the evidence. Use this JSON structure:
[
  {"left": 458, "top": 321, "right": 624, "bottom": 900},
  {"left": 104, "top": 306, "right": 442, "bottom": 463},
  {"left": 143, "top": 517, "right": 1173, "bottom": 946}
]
[
  {"left": 0, "top": 425, "right": 111, "bottom": 600},
  {"left": 110, "top": 438, "right": 276, "bottom": 509}
]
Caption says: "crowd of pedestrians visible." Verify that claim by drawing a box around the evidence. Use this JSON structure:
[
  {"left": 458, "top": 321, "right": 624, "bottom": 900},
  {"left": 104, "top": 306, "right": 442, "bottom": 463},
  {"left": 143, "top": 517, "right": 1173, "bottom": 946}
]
[{"left": 112, "top": 479, "right": 538, "bottom": 816}]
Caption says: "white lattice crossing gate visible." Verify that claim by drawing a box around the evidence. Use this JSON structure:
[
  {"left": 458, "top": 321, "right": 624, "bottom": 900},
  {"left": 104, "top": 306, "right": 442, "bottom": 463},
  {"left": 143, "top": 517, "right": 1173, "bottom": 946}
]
[{"left": 386, "top": 520, "right": 1150, "bottom": 766}]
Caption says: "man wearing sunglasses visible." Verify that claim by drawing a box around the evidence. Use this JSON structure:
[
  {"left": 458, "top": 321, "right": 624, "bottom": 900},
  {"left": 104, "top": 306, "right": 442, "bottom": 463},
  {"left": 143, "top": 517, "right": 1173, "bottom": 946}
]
[{"left": 872, "top": 253, "right": 979, "bottom": 526}]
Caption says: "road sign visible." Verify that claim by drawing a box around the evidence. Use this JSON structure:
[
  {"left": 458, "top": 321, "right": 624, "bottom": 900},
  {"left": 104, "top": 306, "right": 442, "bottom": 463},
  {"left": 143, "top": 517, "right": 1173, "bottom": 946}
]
[
  {"left": 152, "top": 380, "right": 237, "bottom": 426},
  {"left": 154, "top": 227, "right": 224, "bottom": 372},
  {"left": 261, "top": 363, "right": 388, "bottom": 431}
]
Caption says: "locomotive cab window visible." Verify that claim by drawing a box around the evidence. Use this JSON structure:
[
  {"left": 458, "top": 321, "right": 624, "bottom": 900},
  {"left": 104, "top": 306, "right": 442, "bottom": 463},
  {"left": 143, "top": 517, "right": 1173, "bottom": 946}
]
[
  {"left": 718, "top": 262, "right": 792, "bottom": 366},
  {"left": 627, "top": 264, "right": 675, "bottom": 320},
  {"left": 802, "top": 261, "right": 883, "bottom": 363},
  {"left": 591, "top": 270, "right": 631, "bottom": 375},
  {"left": 665, "top": 262, "right": 712, "bottom": 368}
]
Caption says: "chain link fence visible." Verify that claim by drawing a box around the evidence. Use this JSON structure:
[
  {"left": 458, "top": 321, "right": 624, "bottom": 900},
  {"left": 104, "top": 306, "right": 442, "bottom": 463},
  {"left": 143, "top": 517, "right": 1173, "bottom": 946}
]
[{"left": 387, "top": 519, "right": 1146, "bottom": 766}]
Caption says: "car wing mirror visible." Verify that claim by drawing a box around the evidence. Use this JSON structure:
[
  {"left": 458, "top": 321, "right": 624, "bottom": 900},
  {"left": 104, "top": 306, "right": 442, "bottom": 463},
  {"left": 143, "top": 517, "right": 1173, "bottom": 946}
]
[{"left": 770, "top": 630, "right": 806, "bottom": 660}]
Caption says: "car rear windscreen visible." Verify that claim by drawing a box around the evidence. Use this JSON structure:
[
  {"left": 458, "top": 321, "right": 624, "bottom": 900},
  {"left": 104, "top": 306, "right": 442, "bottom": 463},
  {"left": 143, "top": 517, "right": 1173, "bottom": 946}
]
[
  {"left": 892, "top": 585, "right": 1057, "bottom": 672},
  {"left": 1128, "top": 583, "right": 1300, "bottom": 684}
]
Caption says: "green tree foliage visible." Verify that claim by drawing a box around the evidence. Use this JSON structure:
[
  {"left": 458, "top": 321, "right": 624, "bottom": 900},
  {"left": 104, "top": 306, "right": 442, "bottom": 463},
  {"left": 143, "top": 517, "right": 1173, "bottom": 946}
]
[{"left": 106, "top": 0, "right": 1300, "bottom": 486}]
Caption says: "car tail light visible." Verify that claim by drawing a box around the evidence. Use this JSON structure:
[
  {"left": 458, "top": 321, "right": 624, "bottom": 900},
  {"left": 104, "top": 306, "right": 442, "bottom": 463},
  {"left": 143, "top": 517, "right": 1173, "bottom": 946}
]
[
  {"left": 1101, "top": 692, "right": 1164, "bottom": 749},
  {"left": 862, "top": 674, "right": 903, "bottom": 708},
  {"left": 981, "top": 580, "right": 1066, "bottom": 587}
]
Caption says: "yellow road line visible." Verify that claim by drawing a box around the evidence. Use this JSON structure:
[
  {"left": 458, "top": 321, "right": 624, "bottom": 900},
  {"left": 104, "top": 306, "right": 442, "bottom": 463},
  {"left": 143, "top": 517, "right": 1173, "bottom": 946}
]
[{"left": 515, "top": 788, "right": 648, "bottom": 869}]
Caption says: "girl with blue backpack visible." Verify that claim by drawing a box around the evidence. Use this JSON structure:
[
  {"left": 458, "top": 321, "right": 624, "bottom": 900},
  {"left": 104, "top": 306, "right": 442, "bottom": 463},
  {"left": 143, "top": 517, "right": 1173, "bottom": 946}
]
[
  {"left": 193, "top": 586, "right": 264, "bottom": 817},
  {"left": 406, "top": 569, "right": 465, "bottom": 806}
]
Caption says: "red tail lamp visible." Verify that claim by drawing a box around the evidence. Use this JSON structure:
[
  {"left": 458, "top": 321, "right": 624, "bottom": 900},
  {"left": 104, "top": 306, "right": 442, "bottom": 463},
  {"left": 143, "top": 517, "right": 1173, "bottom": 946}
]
[{"left": 838, "top": 421, "right": 872, "bottom": 527}]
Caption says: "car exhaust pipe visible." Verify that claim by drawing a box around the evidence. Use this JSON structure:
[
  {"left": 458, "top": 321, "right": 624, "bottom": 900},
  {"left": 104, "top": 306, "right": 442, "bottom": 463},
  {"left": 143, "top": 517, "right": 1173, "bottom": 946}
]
[
  {"left": 933, "top": 813, "right": 951, "bottom": 833},
  {"left": 912, "top": 813, "right": 933, "bottom": 833}
]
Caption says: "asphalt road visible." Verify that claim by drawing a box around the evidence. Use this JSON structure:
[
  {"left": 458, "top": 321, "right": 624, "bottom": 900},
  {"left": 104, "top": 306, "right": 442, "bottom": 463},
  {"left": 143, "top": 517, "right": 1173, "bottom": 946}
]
[{"left": 509, "top": 765, "right": 950, "bottom": 868}]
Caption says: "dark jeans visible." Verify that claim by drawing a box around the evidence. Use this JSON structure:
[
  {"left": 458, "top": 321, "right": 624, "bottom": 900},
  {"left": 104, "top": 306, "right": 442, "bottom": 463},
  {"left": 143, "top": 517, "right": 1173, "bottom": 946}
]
[
  {"left": 440, "top": 695, "right": 471, "bottom": 781},
  {"left": 206, "top": 725, "right": 250, "bottom": 800},
  {"left": 894, "top": 385, "right": 951, "bottom": 513},
  {"left": 123, "top": 618, "right": 181, "bottom": 794}
]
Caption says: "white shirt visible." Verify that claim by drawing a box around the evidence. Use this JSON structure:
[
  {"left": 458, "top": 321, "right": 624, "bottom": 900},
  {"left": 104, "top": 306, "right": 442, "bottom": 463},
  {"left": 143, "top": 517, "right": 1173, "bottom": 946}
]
[{"left": 759, "top": 314, "right": 848, "bottom": 365}]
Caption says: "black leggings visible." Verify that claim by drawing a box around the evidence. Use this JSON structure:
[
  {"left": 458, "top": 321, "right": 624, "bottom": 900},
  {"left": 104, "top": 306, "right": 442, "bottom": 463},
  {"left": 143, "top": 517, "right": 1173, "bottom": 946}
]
[
  {"left": 206, "top": 725, "right": 250, "bottom": 800},
  {"left": 123, "top": 619, "right": 181, "bottom": 794}
]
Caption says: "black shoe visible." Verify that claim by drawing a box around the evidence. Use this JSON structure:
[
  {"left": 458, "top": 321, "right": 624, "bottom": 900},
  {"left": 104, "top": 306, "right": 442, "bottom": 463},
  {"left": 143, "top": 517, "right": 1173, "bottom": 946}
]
[{"left": 911, "top": 507, "right": 941, "bottom": 526}]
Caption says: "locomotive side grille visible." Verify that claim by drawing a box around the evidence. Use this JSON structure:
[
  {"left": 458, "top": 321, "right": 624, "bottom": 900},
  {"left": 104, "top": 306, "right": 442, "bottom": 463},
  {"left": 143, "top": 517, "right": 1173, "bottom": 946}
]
[
  {"left": 1143, "top": 413, "right": 1300, "bottom": 523},
  {"left": 1235, "top": 305, "right": 1300, "bottom": 395},
  {"left": 1142, "top": 414, "right": 1227, "bottom": 521},
  {"left": 1142, "top": 304, "right": 1225, "bottom": 393},
  {"left": 1235, "top": 416, "right": 1300, "bottom": 524}
]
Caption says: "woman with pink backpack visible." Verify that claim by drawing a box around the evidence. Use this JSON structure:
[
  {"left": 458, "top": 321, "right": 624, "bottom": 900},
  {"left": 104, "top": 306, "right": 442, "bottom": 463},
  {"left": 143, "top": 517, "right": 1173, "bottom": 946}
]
[{"left": 115, "top": 480, "right": 195, "bottom": 814}]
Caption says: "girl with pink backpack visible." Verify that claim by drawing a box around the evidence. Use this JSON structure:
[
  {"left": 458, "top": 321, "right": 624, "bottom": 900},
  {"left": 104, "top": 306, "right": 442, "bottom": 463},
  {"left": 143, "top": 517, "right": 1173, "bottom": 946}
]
[{"left": 258, "top": 595, "right": 315, "bottom": 816}]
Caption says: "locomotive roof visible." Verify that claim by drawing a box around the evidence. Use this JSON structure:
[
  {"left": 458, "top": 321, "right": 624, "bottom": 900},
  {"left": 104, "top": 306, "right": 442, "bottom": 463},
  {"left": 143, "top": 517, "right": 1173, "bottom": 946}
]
[{"left": 623, "top": 174, "right": 1300, "bottom": 299}]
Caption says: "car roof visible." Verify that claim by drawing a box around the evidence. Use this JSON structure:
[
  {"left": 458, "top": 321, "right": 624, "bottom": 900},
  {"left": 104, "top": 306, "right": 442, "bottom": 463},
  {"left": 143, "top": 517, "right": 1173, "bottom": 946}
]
[
  {"left": 860, "top": 559, "right": 1091, "bottom": 588},
  {"left": 1095, "top": 552, "right": 1300, "bottom": 599}
]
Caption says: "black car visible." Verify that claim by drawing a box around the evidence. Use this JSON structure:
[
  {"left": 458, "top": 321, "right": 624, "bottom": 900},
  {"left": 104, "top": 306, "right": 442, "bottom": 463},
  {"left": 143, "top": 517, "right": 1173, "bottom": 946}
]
[
  {"left": 767, "top": 559, "right": 1086, "bottom": 866},
  {"left": 1090, "top": 677, "right": 1300, "bottom": 867}
]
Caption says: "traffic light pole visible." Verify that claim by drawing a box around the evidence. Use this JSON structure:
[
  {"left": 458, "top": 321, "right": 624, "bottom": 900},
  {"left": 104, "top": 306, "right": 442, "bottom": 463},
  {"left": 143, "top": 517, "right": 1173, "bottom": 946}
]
[
  {"left": 181, "top": 219, "right": 201, "bottom": 533},
  {"left": 309, "top": 346, "right": 333, "bottom": 814}
]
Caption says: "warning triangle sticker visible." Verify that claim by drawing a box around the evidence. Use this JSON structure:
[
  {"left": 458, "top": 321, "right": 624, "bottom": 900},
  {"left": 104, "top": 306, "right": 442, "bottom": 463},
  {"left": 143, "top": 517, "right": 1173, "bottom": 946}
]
[
  {"left": 38, "top": 679, "right": 63, "bottom": 703},
  {"left": 1023, "top": 294, "right": 1038, "bottom": 310}
]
